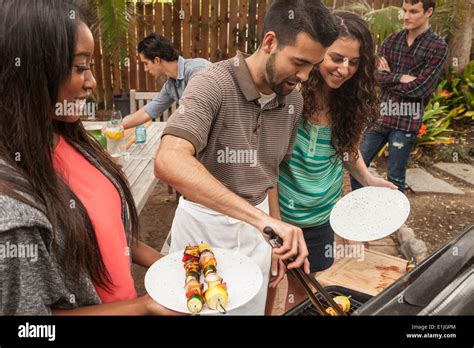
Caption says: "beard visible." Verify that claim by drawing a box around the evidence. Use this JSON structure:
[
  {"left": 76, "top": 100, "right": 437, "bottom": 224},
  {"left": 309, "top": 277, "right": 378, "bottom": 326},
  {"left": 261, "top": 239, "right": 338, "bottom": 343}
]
[{"left": 265, "top": 53, "right": 300, "bottom": 96}]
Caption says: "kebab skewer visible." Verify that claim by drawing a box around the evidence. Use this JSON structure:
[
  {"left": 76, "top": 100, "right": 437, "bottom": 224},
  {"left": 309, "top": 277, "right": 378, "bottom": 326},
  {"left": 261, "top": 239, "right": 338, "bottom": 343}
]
[
  {"left": 199, "top": 243, "right": 228, "bottom": 313},
  {"left": 182, "top": 245, "right": 204, "bottom": 313}
]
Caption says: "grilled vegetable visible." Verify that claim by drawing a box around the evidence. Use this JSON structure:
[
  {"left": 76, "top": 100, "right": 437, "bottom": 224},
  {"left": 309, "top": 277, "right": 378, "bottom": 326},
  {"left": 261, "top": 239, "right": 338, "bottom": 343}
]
[
  {"left": 187, "top": 294, "right": 205, "bottom": 313},
  {"left": 183, "top": 245, "right": 205, "bottom": 314},
  {"left": 204, "top": 284, "right": 228, "bottom": 310},
  {"left": 324, "top": 296, "right": 350, "bottom": 315},
  {"left": 406, "top": 258, "right": 417, "bottom": 272},
  {"left": 198, "top": 243, "right": 228, "bottom": 313},
  {"left": 333, "top": 296, "right": 351, "bottom": 313},
  {"left": 203, "top": 264, "right": 217, "bottom": 276}
]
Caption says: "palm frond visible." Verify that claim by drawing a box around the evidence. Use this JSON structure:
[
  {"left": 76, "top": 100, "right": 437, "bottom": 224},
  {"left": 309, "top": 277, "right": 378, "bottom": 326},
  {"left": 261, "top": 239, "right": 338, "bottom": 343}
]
[
  {"left": 93, "top": 0, "right": 136, "bottom": 66},
  {"left": 365, "top": 6, "right": 404, "bottom": 46},
  {"left": 336, "top": 2, "right": 403, "bottom": 46},
  {"left": 340, "top": 0, "right": 372, "bottom": 15}
]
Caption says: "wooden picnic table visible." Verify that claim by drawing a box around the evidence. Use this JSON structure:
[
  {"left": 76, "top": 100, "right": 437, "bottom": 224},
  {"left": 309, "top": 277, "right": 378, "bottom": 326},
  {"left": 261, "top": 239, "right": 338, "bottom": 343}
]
[{"left": 83, "top": 121, "right": 167, "bottom": 214}]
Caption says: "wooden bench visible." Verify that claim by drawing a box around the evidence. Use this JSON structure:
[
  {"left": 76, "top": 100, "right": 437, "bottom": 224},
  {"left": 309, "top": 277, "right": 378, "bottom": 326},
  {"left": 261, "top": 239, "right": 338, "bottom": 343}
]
[
  {"left": 130, "top": 89, "right": 178, "bottom": 195},
  {"left": 129, "top": 89, "right": 178, "bottom": 122}
]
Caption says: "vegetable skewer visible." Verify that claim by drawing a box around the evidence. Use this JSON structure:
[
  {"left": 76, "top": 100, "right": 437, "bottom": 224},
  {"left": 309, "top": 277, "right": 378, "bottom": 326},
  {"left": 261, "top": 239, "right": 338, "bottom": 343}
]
[
  {"left": 182, "top": 245, "right": 204, "bottom": 313},
  {"left": 199, "top": 243, "right": 228, "bottom": 313}
]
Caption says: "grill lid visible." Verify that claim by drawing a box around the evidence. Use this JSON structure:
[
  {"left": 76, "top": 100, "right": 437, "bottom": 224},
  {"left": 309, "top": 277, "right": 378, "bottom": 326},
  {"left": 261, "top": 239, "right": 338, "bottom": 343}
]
[
  {"left": 418, "top": 266, "right": 474, "bottom": 315},
  {"left": 354, "top": 225, "right": 474, "bottom": 315},
  {"left": 403, "top": 228, "right": 474, "bottom": 307}
]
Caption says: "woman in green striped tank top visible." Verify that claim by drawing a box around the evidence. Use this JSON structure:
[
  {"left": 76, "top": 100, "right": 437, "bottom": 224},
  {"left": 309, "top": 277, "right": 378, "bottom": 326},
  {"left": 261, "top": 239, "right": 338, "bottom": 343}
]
[{"left": 267, "top": 11, "right": 397, "bottom": 313}]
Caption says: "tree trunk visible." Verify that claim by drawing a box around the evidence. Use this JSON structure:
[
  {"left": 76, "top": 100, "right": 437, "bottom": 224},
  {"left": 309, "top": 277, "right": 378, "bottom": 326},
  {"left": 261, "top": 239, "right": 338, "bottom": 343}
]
[{"left": 446, "top": 0, "right": 473, "bottom": 73}]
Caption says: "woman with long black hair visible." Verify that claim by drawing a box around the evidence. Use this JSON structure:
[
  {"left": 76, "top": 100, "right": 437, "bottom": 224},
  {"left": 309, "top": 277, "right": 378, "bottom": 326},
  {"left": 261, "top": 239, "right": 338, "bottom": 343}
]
[{"left": 0, "top": 0, "right": 176, "bottom": 315}]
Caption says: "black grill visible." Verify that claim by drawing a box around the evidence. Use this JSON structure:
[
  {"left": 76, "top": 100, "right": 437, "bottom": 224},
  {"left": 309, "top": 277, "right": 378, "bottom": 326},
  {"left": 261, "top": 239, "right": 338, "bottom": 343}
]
[
  {"left": 284, "top": 286, "right": 372, "bottom": 316},
  {"left": 285, "top": 226, "right": 474, "bottom": 316},
  {"left": 354, "top": 225, "right": 474, "bottom": 315}
]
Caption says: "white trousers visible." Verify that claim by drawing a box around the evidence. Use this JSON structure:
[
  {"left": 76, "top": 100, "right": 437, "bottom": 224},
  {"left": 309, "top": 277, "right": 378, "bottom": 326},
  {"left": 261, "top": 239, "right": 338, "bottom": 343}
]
[{"left": 169, "top": 196, "right": 272, "bottom": 315}]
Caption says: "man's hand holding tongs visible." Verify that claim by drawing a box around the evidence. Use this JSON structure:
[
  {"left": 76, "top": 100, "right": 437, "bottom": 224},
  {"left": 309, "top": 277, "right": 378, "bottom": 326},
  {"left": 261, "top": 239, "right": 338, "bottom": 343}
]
[{"left": 259, "top": 218, "right": 310, "bottom": 275}]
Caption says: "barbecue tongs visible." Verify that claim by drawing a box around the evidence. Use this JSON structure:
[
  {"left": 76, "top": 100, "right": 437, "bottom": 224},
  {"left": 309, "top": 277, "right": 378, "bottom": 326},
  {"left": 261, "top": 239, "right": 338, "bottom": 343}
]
[{"left": 264, "top": 227, "right": 346, "bottom": 316}]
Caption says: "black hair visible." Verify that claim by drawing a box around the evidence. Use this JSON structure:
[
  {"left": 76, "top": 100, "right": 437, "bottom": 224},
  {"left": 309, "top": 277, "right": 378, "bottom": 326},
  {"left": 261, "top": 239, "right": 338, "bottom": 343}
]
[
  {"left": 0, "top": 0, "right": 139, "bottom": 292},
  {"left": 404, "top": 0, "right": 436, "bottom": 15},
  {"left": 138, "top": 33, "right": 179, "bottom": 62},
  {"left": 262, "top": 0, "right": 340, "bottom": 48},
  {"left": 302, "top": 11, "right": 380, "bottom": 162}
]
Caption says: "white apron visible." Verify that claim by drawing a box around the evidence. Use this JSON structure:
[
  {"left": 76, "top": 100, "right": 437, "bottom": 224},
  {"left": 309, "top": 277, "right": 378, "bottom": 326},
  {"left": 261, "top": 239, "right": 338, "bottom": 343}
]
[{"left": 168, "top": 196, "right": 272, "bottom": 315}]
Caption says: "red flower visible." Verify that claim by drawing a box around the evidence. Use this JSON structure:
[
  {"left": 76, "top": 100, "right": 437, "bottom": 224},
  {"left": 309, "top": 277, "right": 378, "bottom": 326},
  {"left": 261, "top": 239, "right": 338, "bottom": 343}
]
[
  {"left": 436, "top": 89, "right": 453, "bottom": 98},
  {"left": 417, "top": 123, "right": 427, "bottom": 138}
]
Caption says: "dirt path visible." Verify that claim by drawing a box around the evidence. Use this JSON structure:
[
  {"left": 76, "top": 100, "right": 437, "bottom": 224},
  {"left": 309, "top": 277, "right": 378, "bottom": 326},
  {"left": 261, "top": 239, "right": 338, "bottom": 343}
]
[{"left": 404, "top": 168, "right": 473, "bottom": 254}]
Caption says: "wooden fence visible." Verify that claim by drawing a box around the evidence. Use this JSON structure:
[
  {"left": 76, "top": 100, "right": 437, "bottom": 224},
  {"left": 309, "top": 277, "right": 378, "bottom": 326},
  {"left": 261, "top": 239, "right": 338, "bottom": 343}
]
[{"left": 92, "top": 0, "right": 405, "bottom": 110}]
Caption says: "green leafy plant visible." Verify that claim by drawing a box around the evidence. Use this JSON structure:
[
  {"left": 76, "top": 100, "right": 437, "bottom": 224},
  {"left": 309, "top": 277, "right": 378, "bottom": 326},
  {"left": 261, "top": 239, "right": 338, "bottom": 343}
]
[
  {"left": 77, "top": 0, "right": 138, "bottom": 98},
  {"left": 340, "top": 0, "right": 404, "bottom": 46},
  {"left": 93, "top": 0, "right": 135, "bottom": 66},
  {"left": 433, "top": 61, "right": 474, "bottom": 121},
  {"left": 415, "top": 61, "right": 474, "bottom": 146},
  {"left": 416, "top": 101, "right": 455, "bottom": 146}
]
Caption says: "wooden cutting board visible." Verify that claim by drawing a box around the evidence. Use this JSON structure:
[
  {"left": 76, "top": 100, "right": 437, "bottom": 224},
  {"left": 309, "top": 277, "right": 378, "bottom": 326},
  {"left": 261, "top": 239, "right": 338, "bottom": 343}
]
[{"left": 316, "top": 249, "right": 407, "bottom": 296}]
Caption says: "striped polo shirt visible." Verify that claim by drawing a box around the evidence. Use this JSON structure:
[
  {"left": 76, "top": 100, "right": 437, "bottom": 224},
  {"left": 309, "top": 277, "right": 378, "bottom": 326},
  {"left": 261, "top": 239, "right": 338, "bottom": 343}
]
[
  {"left": 162, "top": 52, "right": 303, "bottom": 205},
  {"left": 278, "top": 119, "right": 343, "bottom": 228}
]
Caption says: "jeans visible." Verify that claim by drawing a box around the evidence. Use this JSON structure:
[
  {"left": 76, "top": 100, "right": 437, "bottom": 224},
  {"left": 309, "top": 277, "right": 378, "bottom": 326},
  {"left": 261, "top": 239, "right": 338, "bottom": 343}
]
[
  {"left": 302, "top": 221, "right": 335, "bottom": 273},
  {"left": 350, "top": 126, "right": 417, "bottom": 192}
]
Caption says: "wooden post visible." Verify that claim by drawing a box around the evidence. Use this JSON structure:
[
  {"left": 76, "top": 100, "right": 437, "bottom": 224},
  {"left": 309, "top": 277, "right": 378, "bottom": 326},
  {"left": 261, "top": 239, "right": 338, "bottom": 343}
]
[
  {"left": 238, "top": 0, "right": 248, "bottom": 53},
  {"left": 112, "top": 50, "right": 122, "bottom": 96},
  {"left": 191, "top": 0, "right": 201, "bottom": 57},
  {"left": 102, "top": 55, "right": 113, "bottom": 110},
  {"left": 173, "top": 0, "right": 182, "bottom": 53},
  {"left": 210, "top": 0, "right": 219, "bottom": 62},
  {"left": 93, "top": 31, "right": 105, "bottom": 110},
  {"left": 219, "top": 0, "right": 228, "bottom": 60},
  {"left": 229, "top": 0, "right": 238, "bottom": 57},
  {"left": 137, "top": 2, "right": 147, "bottom": 92},
  {"left": 154, "top": 1, "right": 163, "bottom": 35},
  {"left": 182, "top": 0, "right": 191, "bottom": 58},
  {"left": 256, "top": 0, "right": 266, "bottom": 46},
  {"left": 164, "top": 3, "right": 173, "bottom": 40},
  {"left": 248, "top": 0, "right": 257, "bottom": 53},
  {"left": 128, "top": 2, "right": 138, "bottom": 92},
  {"left": 145, "top": 3, "right": 155, "bottom": 92},
  {"left": 201, "top": 0, "right": 210, "bottom": 59},
  {"left": 145, "top": 3, "right": 154, "bottom": 35}
]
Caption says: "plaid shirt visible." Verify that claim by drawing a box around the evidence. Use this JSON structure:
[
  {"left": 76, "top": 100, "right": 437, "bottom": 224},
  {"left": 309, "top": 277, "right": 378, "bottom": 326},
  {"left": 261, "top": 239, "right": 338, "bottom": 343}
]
[{"left": 377, "top": 27, "right": 448, "bottom": 132}]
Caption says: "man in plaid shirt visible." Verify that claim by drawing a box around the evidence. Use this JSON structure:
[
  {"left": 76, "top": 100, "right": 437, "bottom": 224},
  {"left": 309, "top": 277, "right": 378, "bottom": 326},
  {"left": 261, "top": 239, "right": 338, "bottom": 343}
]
[{"left": 351, "top": 0, "right": 448, "bottom": 192}]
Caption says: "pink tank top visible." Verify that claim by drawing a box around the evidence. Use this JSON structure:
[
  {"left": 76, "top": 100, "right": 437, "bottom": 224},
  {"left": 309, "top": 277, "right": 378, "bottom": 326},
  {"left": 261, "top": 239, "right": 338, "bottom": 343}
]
[{"left": 53, "top": 136, "right": 137, "bottom": 303}]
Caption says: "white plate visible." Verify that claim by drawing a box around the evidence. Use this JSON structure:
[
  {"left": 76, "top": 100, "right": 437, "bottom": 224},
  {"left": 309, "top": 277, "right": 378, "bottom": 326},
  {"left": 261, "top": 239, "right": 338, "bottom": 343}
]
[
  {"left": 144, "top": 248, "right": 263, "bottom": 315},
  {"left": 330, "top": 187, "right": 410, "bottom": 242}
]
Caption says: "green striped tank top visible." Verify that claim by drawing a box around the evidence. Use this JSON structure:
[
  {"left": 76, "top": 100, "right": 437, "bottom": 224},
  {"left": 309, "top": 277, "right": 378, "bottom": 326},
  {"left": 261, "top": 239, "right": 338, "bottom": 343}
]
[{"left": 278, "top": 119, "right": 343, "bottom": 228}]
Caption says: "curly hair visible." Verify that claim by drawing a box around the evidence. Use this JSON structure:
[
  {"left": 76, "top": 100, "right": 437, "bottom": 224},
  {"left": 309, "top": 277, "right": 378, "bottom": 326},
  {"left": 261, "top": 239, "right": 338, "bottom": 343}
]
[{"left": 301, "top": 10, "right": 380, "bottom": 161}]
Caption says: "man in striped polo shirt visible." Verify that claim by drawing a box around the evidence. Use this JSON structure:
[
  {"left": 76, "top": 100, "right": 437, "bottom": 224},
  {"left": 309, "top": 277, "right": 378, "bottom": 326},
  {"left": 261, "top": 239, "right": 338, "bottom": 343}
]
[{"left": 154, "top": 0, "right": 339, "bottom": 314}]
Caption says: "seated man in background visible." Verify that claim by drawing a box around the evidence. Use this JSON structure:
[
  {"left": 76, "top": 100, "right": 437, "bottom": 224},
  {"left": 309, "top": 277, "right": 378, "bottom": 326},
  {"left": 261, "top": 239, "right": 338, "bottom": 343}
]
[{"left": 122, "top": 33, "right": 210, "bottom": 129}]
